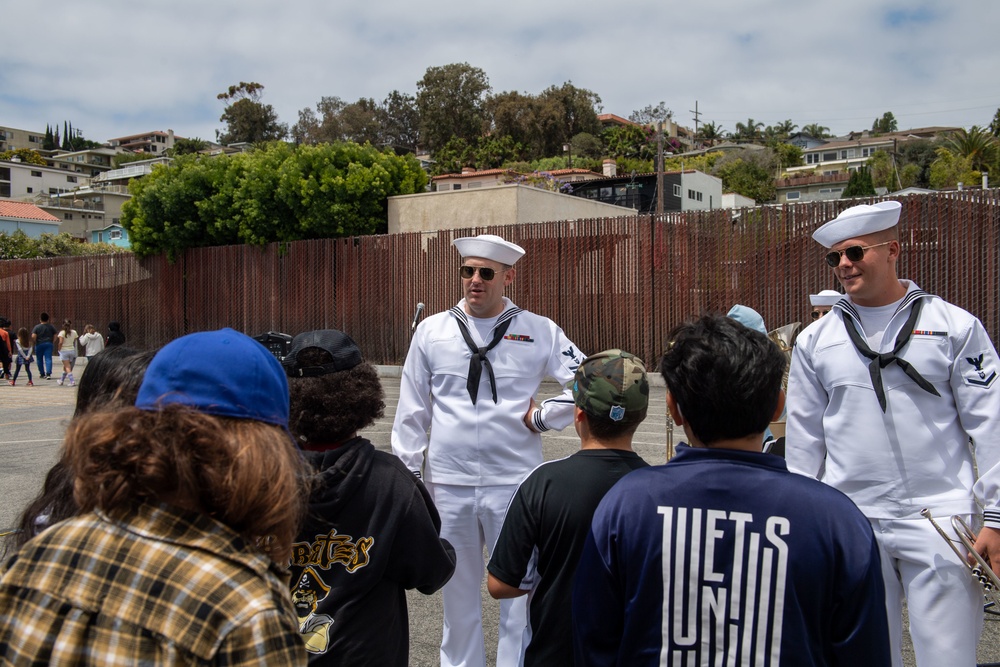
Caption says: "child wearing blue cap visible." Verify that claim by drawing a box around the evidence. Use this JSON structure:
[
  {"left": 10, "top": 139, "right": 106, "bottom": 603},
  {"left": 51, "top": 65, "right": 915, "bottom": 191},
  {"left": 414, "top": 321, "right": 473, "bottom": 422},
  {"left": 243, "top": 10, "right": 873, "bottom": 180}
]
[{"left": 0, "top": 328, "right": 309, "bottom": 665}]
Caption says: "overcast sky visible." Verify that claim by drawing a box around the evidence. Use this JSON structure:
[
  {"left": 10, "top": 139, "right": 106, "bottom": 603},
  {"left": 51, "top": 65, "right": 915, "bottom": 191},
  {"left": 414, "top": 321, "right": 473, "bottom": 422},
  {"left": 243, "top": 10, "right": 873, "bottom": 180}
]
[{"left": 3, "top": 1, "right": 998, "bottom": 146}]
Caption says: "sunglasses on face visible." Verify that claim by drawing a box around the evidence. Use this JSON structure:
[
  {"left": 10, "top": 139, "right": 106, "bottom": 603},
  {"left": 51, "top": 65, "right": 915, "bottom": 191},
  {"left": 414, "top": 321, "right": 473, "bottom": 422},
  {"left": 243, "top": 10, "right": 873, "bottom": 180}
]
[
  {"left": 811, "top": 309, "right": 830, "bottom": 320},
  {"left": 460, "top": 265, "right": 500, "bottom": 281},
  {"left": 824, "top": 241, "right": 893, "bottom": 267}
]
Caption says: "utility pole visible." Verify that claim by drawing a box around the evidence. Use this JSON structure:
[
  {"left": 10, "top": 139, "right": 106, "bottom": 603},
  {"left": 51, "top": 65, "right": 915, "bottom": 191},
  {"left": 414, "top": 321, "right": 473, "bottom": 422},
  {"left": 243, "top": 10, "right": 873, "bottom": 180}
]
[
  {"left": 689, "top": 101, "right": 702, "bottom": 137},
  {"left": 657, "top": 121, "right": 664, "bottom": 216}
]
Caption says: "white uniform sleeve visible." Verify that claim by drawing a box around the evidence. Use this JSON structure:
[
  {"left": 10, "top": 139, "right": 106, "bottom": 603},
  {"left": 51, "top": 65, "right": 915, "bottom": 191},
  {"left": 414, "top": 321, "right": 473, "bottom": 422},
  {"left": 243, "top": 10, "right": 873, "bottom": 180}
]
[
  {"left": 533, "top": 325, "right": 584, "bottom": 432},
  {"left": 391, "top": 324, "right": 433, "bottom": 476},
  {"left": 784, "top": 337, "right": 828, "bottom": 479},
  {"left": 954, "top": 319, "right": 1000, "bottom": 527}
]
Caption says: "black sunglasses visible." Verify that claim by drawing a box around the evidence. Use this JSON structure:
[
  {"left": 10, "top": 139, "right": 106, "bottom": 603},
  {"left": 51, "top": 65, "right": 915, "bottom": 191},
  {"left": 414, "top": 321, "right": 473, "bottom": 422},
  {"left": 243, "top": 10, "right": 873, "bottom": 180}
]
[
  {"left": 460, "top": 265, "right": 500, "bottom": 281},
  {"left": 824, "top": 241, "right": 893, "bottom": 267}
]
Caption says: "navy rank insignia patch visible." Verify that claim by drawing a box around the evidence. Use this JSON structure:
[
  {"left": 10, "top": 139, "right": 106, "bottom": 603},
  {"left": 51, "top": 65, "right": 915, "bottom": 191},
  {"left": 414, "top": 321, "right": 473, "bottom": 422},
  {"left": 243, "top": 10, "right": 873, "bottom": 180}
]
[{"left": 964, "top": 353, "right": 997, "bottom": 388}]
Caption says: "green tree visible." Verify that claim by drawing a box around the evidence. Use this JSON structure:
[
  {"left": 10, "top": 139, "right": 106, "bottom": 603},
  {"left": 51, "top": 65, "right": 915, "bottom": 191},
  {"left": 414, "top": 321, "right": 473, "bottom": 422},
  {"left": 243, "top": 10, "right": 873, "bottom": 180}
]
[
  {"left": 569, "top": 132, "right": 603, "bottom": 160},
  {"left": 378, "top": 90, "right": 420, "bottom": 152},
  {"left": 772, "top": 143, "right": 803, "bottom": 171},
  {"left": 929, "top": 146, "right": 980, "bottom": 189},
  {"left": 217, "top": 81, "right": 287, "bottom": 145},
  {"left": 603, "top": 125, "right": 654, "bottom": 161},
  {"left": 801, "top": 123, "right": 830, "bottom": 139},
  {"left": 765, "top": 119, "right": 798, "bottom": 143},
  {"left": 990, "top": 108, "right": 1000, "bottom": 137},
  {"left": 697, "top": 121, "right": 724, "bottom": 147},
  {"left": 416, "top": 63, "right": 491, "bottom": 154},
  {"left": 533, "top": 82, "right": 602, "bottom": 158},
  {"left": 167, "top": 137, "right": 209, "bottom": 156},
  {"left": 122, "top": 142, "right": 427, "bottom": 258},
  {"left": 486, "top": 90, "right": 544, "bottom": 159},
  {"left": 943, "top": 126, "right": 997, "bottom": 172},
  {"left": 871, "top": 112, "right": 898, "bottom": 135},
  {"left": 868, "top": 149, "right": 899, "bottom": 190},
  {"left": 430, "top": 137, "right": 475, "bottom": 176},
  {"left": 43, "top": 125, "right": 57, "bottom": 150},
  {"left": 731, "top": 118, "right": 764, "bottom": 144},
  {"left": 896, "top": 139, "right": 938, "bottom": 188},
  {"left": 0, "top": 148, "right": 47, "bottom": 165},
  {"left": 712, "top": 149, "right": 778, "bottom": 203},
  {"left": 842, "top": 167, "right": 876, "bottom": 198},
  {"left": 474, "top": 135, "right": 524, "bottom": 170}
]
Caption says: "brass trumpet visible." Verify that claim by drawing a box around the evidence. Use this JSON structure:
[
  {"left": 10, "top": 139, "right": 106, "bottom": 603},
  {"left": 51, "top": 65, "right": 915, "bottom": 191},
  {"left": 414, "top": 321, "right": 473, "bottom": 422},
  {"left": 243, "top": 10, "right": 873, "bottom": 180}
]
[{"left": 921, "top": 508, "right": 1000, "bottom": 613}]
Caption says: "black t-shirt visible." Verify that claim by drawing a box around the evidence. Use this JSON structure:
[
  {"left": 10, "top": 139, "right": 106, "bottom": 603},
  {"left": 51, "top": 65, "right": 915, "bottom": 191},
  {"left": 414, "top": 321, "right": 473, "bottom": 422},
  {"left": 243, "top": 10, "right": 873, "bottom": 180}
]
[
  {"left": 488, "top": 449, "right": 649, "bottom": 667},
  {"left": 31, "top": 323, "right": 57, "bottom": 345}
]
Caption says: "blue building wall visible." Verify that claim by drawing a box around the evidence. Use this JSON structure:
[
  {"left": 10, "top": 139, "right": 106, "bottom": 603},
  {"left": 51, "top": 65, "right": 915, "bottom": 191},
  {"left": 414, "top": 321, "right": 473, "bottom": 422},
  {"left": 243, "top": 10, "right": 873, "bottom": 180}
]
[{"left": 0, "top": 220, "right": 61, "bottom": 238}]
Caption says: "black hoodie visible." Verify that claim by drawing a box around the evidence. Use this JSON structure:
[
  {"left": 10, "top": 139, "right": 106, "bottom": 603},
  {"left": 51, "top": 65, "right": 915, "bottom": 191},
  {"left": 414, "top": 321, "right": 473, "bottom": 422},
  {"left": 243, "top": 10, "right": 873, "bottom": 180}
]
[{"left": 288, "top": 437, "right": 456, "bottom": 666}]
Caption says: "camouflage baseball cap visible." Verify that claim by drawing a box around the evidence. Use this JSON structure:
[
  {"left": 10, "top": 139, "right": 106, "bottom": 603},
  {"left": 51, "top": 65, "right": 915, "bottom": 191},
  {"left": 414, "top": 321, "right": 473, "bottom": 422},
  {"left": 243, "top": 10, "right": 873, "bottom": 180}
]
[{"left": 573, "top": 349, "right": 649, "bottom": 423}]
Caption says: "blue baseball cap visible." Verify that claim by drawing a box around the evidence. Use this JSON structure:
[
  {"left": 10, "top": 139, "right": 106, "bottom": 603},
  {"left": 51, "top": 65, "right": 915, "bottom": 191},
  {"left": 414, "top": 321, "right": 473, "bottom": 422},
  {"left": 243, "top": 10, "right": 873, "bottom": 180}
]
[{"left": 136, "top": 328, "right": 289, "bottom": 428}]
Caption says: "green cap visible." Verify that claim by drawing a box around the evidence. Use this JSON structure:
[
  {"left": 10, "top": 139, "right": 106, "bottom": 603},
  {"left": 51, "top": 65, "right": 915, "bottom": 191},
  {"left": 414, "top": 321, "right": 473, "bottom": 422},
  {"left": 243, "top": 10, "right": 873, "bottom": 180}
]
[{"left": 573, "top": 349, "right": 649, "bottom": 423}]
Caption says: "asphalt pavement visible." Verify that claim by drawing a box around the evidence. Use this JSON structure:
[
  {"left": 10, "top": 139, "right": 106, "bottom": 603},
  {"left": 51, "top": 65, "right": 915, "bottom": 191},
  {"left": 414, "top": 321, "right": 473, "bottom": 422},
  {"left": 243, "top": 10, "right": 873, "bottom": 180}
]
[{"left": 2, "top": 370, "right": 998, "bottom": 665}]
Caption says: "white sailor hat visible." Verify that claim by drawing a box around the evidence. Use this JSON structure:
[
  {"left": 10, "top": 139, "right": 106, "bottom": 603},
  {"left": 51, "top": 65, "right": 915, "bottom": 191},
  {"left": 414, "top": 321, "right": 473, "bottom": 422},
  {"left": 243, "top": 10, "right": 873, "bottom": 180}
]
[
  {"left": 452, "top": 234, "right": 525, "bottom": 265},
  {"left": 811, "top": 201, "right": 902, "bottom": 248},
  {"left": 809, "top": 289, "right": 843, "bottom": 307}
]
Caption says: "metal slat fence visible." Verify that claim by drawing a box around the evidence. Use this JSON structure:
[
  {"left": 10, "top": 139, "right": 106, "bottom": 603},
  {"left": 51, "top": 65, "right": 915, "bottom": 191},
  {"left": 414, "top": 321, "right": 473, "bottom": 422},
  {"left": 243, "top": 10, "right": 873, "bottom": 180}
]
[{"left": 0, "top": 191, "right": 996, "bottom": 367}]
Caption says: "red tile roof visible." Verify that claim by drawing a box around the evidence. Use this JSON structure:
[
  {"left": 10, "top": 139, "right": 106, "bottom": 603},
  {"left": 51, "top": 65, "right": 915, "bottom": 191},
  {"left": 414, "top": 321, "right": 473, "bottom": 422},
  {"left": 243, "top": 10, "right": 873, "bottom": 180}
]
[{"left": 0, "top": 200, "right": 60, "bottom": 222}]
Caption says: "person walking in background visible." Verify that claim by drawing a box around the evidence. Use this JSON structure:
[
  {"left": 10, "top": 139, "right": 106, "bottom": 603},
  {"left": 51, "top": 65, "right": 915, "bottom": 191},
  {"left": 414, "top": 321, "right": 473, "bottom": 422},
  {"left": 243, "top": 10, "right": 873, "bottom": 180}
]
[
  {"left": 0, "top": 318, "right": 12, "bottom": 380},
  {"left": 55, "top": 319, "right": 79, "bottom": 386},
  {"left": 283, "top": 329, "right": 455, "bottom": 665},
  {"left": 392, "top": 234, "right": 584, "bottom": 667},
  {"left": 786, "top": 201, "right": 1000, "bottom": 666},
  {"left": 487, "top": 349, "right": 650, "bottom": 666},
  {"left": 78, "top": 323, "right": 105, "bottom": 360},
  {"left": 574, "top": 315, "right": 890, "bottom": 666},
  {"left": 30, "top": 312, "right": 57, "bottom": 379},
  {"left": 106, "top": 320, "right": 125, "bottom": 347},
  {"left": 0, "top": 329, "right": 309, "bottom": 664},
  {"left": 2, "top": 346, "right": 155, "bottom": 561},
  {"left": 9, "top": 328, "right": 34, "bottom": 387}
]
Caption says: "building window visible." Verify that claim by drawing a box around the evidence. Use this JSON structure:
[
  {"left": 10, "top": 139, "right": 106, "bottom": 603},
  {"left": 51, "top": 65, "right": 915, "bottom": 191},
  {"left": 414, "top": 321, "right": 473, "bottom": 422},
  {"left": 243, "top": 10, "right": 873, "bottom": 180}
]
[
  {"left": 64, "top": 213, "right": 73, "bottom": 220},
  {"left": 26, "top": 187, "right": 32, "bottom": 193},
  {"left": 687, "top": 189, "right": 695, "bottom": 199},
  {"left": 97, "top": 232, "right": 103, "bottom": 242},
  {"left": 673, "top": 184, "right": 681, "bottom": 197},
  {"left": 109, "top": 230, "right": 122, "bottom": 240},
  {"left": 786, "top": 191, "right": 800, "bottom": 200},
  {"left": 862, "top": 147, "right": 876, "bottom": 157},
  {"left": 31, "top": 170, "right": 42, "bottom": 177},
  {"left": 453, "top": 184, "right": 461, "bottom": 190},
  {"left": 0, "top": 166, "right": 10, "bottom": 180},
  {"left": 806, "top": 153, "right": 821, "bottom": 164},
  {"left": 67, "top": 175, "right": 77, "bottom": 183},
  {"left": 0, "top": 184, "right": 9, "bottom": 198},
  {"left": 467, "top": 182, "right": 481, "bottom": 188},
  {"left": 822, "top": 152, "right": 837, "bottom": 162}
]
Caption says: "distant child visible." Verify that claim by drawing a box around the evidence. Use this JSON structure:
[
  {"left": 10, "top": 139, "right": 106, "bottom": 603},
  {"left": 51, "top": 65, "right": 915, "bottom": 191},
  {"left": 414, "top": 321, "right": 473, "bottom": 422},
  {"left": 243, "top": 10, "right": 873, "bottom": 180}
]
[
  {"left": 56, "top": 319, "right": 79, "bottom": 386},
  {"left": 78, "top": 324, "right": 106, "bottom": 359},
  {"left": 11, "top": 328, "right": 34, "bottom": 387}
]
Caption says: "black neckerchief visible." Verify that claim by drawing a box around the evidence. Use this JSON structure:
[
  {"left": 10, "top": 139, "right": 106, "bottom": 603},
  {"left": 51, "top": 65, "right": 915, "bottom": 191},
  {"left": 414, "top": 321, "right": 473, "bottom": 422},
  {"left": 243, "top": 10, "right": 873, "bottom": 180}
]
[
  {"left": 841, "top": 296, "right": 941, "bottom": 412},
  {"left": 449, "top": 306, "right": 519, "bottom": 404}
]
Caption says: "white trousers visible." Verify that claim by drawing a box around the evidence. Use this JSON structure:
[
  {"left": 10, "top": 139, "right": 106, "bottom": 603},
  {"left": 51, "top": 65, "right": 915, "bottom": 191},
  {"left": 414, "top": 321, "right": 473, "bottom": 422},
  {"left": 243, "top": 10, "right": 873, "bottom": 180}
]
[
  {"left": 427, "top": 482, "right": 527, "bottom": 667},
  {"left": 871, "top": 516, "right": 984, "bottom": 667}
]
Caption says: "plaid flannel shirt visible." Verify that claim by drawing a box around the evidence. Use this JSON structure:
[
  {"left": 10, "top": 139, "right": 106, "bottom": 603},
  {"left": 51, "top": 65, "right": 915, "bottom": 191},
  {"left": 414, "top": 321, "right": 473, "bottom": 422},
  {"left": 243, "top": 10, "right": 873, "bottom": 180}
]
[{"left": 0, "top": 502, "right": 306, "bottom": 665}]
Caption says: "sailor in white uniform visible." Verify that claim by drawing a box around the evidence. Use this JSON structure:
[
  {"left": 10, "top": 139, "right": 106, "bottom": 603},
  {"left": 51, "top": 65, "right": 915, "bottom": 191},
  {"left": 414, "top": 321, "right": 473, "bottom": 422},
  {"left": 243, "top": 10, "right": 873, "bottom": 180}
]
[
  {"left": 786, "top": 201, "right": 1000, "bottom": 666},
  {"left": 391, "top": 234, "right": 583, "bottom": 667}
]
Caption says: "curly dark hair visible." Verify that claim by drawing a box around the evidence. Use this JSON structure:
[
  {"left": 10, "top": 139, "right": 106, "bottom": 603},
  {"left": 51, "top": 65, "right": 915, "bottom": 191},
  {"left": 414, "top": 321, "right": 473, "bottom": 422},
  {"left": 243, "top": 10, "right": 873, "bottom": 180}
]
[{"left": 287, "top": 347, "right": 385, "bottom": 445}]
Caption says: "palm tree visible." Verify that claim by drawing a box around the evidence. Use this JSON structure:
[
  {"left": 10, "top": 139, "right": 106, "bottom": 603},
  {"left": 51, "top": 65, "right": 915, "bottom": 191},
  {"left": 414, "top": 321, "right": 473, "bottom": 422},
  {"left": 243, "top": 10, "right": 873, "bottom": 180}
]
[
  {"left": 801, "top": 123, "right": 830, "bottom": 139},
  {"left": 945, "top": 126, "right": 998, "bottom": 172},
  {"left": 698, "top": 121, "right": 724, "bottom": 147},
  {"left": 733, "top": 118, "right": 764, "bottom": 144}
]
